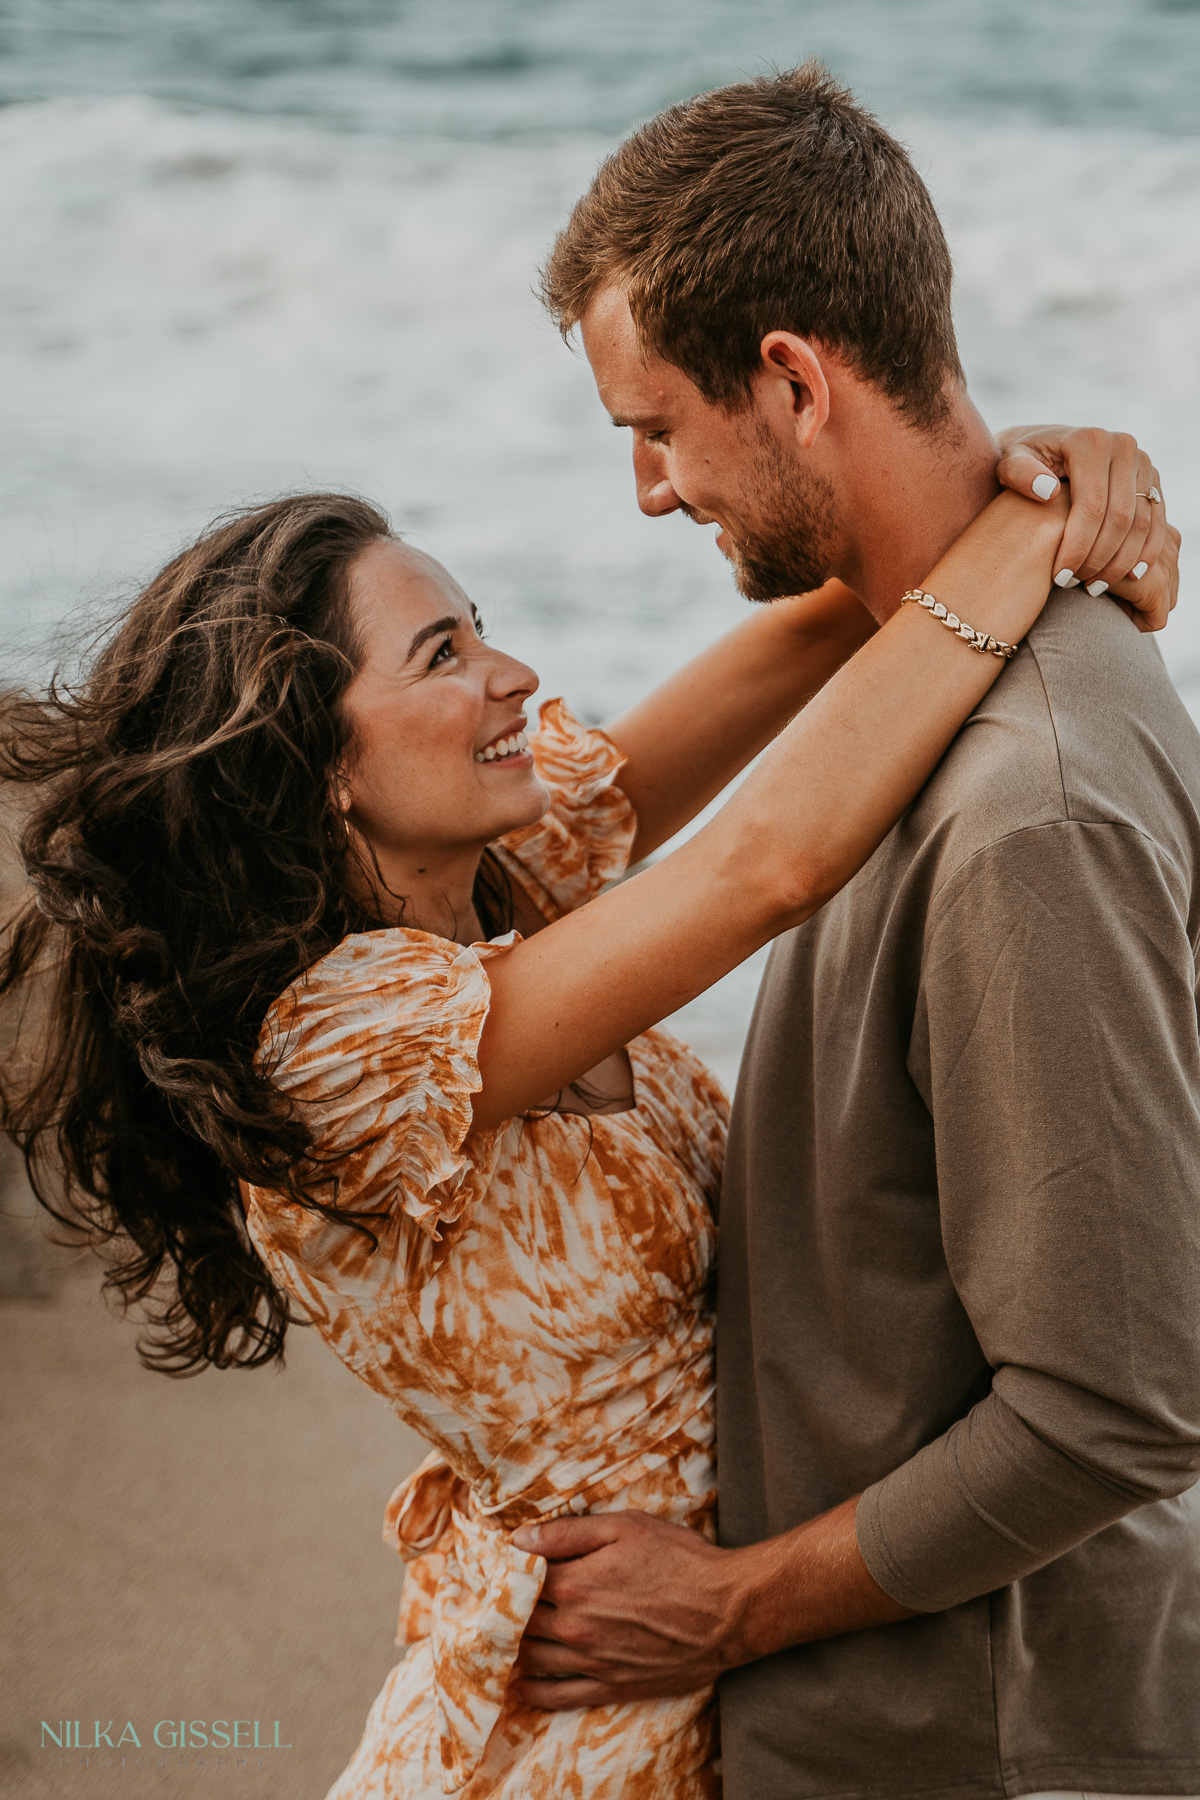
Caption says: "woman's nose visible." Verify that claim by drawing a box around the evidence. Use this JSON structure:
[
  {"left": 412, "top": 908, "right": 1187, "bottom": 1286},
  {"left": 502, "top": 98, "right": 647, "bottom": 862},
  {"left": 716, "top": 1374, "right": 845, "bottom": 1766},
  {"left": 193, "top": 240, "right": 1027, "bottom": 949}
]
[{"left": 488, "top": 650, "right": 538, "bottom": 701}]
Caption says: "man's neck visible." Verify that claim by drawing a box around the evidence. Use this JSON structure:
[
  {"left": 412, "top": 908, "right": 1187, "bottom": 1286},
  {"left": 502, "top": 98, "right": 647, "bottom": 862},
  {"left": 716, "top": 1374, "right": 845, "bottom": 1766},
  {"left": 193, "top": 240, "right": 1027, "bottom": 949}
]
[{"left": 831, "top": 389, "right": 1001, "bottom": 625}]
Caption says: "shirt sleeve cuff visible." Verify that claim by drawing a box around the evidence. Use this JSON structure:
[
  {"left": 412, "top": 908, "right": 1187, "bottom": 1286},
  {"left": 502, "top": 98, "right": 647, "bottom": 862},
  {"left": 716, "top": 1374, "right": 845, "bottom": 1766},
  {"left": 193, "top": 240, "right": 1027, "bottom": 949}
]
[{"left": 854, "top": 1392, "right": 1149, "bottom": 1612}]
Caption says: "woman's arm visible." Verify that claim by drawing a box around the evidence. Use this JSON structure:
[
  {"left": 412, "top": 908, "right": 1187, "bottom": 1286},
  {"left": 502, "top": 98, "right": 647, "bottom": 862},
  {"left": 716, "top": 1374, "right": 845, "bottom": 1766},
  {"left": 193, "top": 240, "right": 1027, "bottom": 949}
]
[
  {"left": 606, "top": 581, "right": 875, "bottom": 863},
  {"left": 472, "top": 488, "right": 1068, "bottom": 1130},
  {"left": 604, "top": 427, "right": 1174, "bottom": 865}
]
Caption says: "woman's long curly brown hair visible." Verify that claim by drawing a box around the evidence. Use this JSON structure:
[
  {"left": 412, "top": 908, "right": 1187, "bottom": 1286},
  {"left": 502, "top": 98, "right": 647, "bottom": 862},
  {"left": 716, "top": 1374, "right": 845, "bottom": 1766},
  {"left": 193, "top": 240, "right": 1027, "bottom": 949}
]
[{"left": 0, "top": 494, "right": 512, "bottom": 1374}]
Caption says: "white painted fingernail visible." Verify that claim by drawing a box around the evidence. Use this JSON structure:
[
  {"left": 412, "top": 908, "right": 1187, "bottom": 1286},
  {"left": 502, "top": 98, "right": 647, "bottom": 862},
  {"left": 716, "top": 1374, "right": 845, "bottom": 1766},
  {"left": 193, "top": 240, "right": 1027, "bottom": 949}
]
[
  {"left": 1086, "top": 579, "right": 1109, "bottom": 596},
  {"left": 1032, "top": 473, "right": 1058, "bottom": 500},
  {"left": 1053, "top": 568, "right": 1076, "bottom": 588},
  {"left": 1132, "top": 561, "right": 1148, "bottom": 580}
]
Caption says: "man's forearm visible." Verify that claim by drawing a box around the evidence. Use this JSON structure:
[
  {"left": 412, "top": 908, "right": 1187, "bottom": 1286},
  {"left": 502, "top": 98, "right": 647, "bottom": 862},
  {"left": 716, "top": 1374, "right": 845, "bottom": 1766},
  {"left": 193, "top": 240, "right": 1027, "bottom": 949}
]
[
  {"left": 727, "top": 1495, "right": 915, "bottom": 1660},
  {"left": 511, "top": 1496, "right": 916, "bottom": 1710}
]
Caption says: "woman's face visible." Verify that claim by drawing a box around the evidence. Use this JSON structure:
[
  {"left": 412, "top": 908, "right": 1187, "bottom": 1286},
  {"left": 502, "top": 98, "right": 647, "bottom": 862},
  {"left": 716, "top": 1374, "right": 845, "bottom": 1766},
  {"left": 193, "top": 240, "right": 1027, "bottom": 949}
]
[{"left": 339, "top": 538, "right": 548, "bottom": 865}]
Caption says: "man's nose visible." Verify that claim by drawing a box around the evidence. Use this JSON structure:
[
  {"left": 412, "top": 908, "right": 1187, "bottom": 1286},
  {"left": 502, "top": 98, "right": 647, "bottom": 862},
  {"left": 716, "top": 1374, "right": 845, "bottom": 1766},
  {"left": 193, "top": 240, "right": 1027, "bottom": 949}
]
[{"left": 633, "top": 442, "right": 681, "bottom": 518}]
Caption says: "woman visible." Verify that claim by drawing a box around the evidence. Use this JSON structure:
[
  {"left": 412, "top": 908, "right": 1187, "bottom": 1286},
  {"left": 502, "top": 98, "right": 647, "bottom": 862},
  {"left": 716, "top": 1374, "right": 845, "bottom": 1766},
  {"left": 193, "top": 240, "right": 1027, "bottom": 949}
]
[{"left": 0, "top": 434, "right": 1173, "bottom": 1799}]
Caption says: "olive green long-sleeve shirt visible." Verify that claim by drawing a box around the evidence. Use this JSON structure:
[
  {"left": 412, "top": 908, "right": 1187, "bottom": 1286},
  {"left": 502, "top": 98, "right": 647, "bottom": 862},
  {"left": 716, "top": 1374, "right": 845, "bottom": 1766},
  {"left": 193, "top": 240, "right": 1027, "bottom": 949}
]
[{"left": 718, "top": 589, "right": 1200, "bottom": 1800}]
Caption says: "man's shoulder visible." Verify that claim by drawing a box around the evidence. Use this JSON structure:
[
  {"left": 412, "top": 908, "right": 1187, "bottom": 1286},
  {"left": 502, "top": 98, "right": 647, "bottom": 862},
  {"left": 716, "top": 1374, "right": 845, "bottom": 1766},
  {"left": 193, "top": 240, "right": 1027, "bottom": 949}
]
[{"left": 910, "top": 590, "right": 1200, "bottom": 888}]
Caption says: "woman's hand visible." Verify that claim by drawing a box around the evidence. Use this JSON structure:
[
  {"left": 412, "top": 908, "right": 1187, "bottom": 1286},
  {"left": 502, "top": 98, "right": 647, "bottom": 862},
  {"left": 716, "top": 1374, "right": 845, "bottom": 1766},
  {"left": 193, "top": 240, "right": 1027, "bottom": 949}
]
[{"left": 996, "top": 424, "right": 1176, "bottom": 631}]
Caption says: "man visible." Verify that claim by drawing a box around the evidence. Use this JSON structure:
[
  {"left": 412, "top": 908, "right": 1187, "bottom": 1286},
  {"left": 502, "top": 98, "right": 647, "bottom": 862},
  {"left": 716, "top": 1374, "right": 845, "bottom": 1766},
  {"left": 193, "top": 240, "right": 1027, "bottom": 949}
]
[{"left": 509, "top": 62, "right": 1200, "bottom": 1799}]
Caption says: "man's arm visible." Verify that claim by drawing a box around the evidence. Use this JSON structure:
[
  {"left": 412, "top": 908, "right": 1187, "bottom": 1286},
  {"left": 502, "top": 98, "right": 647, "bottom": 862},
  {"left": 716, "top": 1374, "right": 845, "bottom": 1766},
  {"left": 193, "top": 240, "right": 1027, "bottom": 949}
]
[
  {"left": 513, "top": 813, "right": 1200, "bottom": 1706},
  {"left": 856, "top": 816, "right": 1200, "bottom": 1607},
  {"left": 511, "top": 1496, "right": 911, "bottom": 1709}
]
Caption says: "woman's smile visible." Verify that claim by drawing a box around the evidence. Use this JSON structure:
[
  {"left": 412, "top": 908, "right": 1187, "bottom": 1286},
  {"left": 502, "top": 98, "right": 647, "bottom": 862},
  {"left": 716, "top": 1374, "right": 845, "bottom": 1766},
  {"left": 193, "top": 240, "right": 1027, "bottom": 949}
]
[{"left": 475, "top": 725, "right": 532, "bottom": 765}]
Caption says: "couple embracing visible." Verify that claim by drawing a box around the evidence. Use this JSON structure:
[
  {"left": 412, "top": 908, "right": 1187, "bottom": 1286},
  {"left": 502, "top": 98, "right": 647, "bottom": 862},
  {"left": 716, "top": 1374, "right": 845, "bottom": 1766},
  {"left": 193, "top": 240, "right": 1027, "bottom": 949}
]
[{"left": 6, "top": 64, "right": 1198, "bottom": 1800}]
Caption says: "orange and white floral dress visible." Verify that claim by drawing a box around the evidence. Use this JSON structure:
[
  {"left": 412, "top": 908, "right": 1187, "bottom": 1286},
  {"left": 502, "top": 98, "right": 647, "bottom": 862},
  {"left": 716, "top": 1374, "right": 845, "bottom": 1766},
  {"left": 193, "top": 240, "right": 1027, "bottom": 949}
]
[{"left": 245, "top": 701, "right": 727, "bottom": 1800}]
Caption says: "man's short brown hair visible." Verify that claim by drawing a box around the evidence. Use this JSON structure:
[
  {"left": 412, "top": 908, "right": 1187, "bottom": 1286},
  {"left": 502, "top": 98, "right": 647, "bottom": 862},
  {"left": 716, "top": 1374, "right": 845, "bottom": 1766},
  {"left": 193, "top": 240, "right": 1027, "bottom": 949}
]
[{"left": 541, "top": 60, "right": 963, "bottom": 430}]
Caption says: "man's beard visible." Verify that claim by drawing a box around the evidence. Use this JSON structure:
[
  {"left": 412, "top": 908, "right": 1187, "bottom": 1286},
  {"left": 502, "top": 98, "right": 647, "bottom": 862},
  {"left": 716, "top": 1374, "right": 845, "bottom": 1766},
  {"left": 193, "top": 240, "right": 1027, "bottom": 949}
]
[{"left": 724, "top": 422, "right": 838, "bottom": 601}]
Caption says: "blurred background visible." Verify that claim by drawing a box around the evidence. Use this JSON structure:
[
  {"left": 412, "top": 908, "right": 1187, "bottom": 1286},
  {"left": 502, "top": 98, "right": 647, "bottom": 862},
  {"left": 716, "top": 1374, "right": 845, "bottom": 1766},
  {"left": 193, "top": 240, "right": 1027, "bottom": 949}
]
[{"left": 2, "top": 1, "right": 1199, "bottom": 1793}]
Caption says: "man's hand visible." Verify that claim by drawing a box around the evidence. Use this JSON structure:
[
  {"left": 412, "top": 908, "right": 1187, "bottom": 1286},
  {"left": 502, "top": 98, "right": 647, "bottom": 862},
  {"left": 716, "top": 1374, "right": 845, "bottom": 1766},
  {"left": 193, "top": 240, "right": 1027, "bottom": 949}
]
[
  {"left": 510, "top": 1512, "right": 750, "bottom": 1709},
  {"left": 509, "top": 1496, "right": 914, "bottom": 1711},
  {"left": 996, "top": 424, "right": 1178, "bottom": 631}
]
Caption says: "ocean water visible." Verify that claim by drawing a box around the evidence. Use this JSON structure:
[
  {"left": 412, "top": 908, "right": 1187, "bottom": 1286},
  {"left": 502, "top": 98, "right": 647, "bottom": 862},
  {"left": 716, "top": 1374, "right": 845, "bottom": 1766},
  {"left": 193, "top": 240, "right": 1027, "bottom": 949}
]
[{"left": 2, "top": 0, "right": 1199, "bottom": 1085}]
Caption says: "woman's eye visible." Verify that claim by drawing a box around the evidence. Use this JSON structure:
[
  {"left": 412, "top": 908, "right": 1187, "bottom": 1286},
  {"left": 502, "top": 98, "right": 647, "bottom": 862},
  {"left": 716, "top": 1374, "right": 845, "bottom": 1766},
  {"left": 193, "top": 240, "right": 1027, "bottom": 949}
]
[{"left": 430, "top": 635, "right": 455, "bottom": 667}]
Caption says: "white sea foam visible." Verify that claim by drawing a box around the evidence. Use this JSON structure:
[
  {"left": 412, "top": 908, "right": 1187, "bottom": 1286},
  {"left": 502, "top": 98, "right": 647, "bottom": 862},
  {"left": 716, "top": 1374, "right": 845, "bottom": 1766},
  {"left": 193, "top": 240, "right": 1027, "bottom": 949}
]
[{"left": 2, "top": 95, "right": 1197, "bottom": 1079}]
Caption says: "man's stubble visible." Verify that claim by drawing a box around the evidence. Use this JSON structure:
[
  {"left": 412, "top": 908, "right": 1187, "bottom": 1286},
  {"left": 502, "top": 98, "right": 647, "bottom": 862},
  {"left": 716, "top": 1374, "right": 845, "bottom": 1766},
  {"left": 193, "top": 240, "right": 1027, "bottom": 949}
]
[{"left": 726, "top": 418, "right": 839, "bottom": 602}]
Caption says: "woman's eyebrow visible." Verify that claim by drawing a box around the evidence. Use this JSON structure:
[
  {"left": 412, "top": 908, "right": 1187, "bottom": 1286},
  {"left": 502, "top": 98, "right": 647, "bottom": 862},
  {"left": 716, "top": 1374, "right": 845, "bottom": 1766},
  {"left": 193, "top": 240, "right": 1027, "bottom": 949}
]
[{"left": 406, "top": 614, "right": 462, "bottom": 662}]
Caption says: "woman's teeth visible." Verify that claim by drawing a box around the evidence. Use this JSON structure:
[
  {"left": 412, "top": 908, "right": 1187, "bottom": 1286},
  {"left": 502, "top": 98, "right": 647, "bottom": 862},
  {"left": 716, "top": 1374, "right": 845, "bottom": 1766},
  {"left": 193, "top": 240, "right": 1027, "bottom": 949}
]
[{"left": 476, "top": 730, "right": 529, "bottom": 765}]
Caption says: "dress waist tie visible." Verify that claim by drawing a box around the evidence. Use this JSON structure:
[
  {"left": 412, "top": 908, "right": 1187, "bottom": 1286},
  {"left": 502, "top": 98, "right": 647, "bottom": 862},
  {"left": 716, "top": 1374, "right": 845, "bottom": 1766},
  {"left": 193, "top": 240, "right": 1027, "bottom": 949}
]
[{"left": 384, "top": 1450, "right": 547, "bottom": 1796}]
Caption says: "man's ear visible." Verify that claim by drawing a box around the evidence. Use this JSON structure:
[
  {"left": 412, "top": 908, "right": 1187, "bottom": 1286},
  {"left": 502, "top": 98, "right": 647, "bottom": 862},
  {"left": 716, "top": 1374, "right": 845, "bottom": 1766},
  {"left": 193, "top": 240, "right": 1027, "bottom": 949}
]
[{"left": 758, "top": 332, "right": 831, "bottom": 449}]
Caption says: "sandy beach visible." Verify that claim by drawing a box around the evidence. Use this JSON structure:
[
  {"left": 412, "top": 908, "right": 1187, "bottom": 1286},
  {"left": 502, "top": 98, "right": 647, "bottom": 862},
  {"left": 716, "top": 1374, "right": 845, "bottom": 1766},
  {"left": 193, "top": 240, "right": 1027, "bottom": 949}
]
[
  {"left": 0, "top": 790, "right": 428, "bottom": 1797},
  {"left": 1, "top": 1211, "right": 428, "bottom": 1798}
]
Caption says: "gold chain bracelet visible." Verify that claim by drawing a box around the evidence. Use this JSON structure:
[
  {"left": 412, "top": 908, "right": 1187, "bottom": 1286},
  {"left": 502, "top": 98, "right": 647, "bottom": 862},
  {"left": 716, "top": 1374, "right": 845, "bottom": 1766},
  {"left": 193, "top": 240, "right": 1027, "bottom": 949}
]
[{"left": 901, "top": 589, "right": 1021, "bottom": 662}]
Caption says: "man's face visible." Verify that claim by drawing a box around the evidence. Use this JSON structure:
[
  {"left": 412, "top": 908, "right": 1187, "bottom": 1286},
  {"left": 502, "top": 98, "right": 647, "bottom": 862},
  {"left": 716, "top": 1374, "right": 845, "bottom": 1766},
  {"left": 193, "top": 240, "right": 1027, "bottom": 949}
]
[{"left": 580, "top": 286, "right": 838, "bottom": 599}]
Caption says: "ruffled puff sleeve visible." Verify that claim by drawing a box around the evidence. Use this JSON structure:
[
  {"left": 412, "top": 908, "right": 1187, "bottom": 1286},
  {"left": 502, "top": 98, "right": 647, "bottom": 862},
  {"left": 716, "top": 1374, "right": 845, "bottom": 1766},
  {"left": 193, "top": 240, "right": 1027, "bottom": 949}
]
[
  {"left": 492, "top": 697, "right": 637, "bottom": 923},
  {"left": 248, "top": 931, "right": 509, "bottom": 1277}
]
